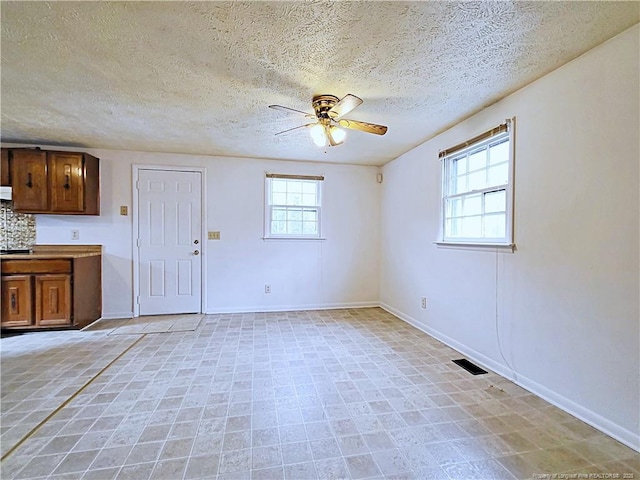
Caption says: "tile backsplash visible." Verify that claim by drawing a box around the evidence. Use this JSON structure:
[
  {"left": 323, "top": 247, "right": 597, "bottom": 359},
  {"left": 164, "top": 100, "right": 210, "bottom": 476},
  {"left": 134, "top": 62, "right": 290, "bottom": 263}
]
[{"left": 0, "top": 201, "right": 36, "bottom": 250}]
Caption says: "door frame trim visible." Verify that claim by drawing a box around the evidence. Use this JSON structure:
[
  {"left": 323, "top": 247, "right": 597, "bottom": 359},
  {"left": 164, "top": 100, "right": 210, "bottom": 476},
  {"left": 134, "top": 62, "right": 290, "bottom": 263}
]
[{"left": 132, "top": 165, "right": 207, "bottom": 317}]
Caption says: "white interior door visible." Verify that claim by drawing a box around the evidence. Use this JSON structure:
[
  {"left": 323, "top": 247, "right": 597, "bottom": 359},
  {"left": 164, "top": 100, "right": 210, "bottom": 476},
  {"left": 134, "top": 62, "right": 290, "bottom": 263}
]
[{"left": 137, "top": 169, "right": 202, "bottom": 315}]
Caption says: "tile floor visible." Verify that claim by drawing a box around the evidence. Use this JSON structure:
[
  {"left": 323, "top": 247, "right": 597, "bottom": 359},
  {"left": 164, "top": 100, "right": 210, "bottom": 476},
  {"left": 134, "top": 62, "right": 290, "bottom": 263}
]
[{"left": 1, "top": 308, "right": 638, "bottom": 479}]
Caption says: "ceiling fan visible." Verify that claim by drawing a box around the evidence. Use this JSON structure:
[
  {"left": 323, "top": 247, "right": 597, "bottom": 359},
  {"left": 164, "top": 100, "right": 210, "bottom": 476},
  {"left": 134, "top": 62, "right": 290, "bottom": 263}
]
[{"left": 269, "top": 94, "right": 387, "bottom": 147}]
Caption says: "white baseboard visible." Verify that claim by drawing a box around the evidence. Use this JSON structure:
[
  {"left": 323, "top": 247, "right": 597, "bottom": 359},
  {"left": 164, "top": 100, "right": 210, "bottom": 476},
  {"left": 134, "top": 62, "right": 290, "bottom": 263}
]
[
  {"left": 99, "top": 312, "right": 134, "bottom": 320},
  {"left": 379, "top": 302, "right": 640, "bottom": 453},
  {"left": 206, "top": 301, "right": 379, "bottom": 315}
]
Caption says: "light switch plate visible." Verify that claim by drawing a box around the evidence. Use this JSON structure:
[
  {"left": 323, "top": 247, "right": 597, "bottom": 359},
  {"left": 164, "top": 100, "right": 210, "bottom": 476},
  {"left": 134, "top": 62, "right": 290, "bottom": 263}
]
[
  {"left": 120, "top": 206, "right": 128, "bottom": 216},
  {"left": 208, "top": 231, "right": 220, "bottom": 240}
]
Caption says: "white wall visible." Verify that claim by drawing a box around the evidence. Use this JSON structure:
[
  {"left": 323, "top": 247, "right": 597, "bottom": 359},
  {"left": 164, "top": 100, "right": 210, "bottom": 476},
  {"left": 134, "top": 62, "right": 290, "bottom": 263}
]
[
  {"left": 2, "top": 147, "right": 380, "bottom": 318},
  {"left": 380, "top": 25, "right": 639, "bottom": 449}
]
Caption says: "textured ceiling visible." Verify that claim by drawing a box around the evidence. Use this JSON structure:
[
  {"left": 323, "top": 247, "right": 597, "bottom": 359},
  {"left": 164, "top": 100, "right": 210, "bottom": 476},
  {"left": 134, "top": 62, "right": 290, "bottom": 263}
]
[{"left": 1, "top": 2, "right": 638, "bottom": 166}]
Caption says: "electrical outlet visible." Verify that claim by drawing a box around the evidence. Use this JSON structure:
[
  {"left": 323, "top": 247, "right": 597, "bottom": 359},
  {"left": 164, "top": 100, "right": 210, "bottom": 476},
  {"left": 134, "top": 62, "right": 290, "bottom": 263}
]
[
  {"left": 265, "top": 285, "right": 271, "bottom": 294},
  {"left": 71, "top": 230, "right": 80, "bottom": 240},
  {"left": 208, "top": 231, "right": 221, "bottom": 240},
  {"left": 421, "top": 297, "right": 427, "bottom": 309}
]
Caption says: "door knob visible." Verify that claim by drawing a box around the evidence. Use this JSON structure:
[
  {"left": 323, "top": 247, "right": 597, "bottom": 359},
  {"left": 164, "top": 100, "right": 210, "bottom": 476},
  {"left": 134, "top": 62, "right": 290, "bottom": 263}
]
[
  {"left": 193, "top": 250, "right": 200, "bottom": 255},
  {"left": 194, "top": 240, "right": 199, "bottom": 244}
]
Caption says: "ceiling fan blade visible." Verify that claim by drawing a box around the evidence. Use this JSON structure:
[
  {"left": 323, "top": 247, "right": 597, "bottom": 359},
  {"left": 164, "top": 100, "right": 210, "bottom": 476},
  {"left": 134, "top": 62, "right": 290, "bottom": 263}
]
[
  {"left": 328, "top": 94, "right": 363, "bottom": 119},
  {"left": 275, "top": 123, "right": 316, "bottom": 136},
  {"left": 337, "top": 119, "right": 388, "bottom": 135},
  {"left": 269, "top": 105, "right": 316, "bottom": 119}
]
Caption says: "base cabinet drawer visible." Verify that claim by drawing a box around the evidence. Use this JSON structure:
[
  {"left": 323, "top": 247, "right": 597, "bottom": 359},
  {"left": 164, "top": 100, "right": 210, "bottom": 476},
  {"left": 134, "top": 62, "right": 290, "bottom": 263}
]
[
  {"left": 35, "top": 275, "right": 72, "bottom": 326},
  {"left": 2, "top": 259, "right": 72, "bottom": 274},
  {"left": 1, "top": 276, "right": 34, "bottom": 327}
]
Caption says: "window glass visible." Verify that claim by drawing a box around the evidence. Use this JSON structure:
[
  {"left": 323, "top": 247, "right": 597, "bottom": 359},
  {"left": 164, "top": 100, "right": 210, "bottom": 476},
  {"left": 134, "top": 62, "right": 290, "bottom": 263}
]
[
  {"left": 266, "top": 177, "right": 322, "bottom": 238},
  {"left": 440, "top": 126, "right": 513, "bottom": 244},
  {"left": 484, "top": 190, "right": 506, "bottom": 213}
]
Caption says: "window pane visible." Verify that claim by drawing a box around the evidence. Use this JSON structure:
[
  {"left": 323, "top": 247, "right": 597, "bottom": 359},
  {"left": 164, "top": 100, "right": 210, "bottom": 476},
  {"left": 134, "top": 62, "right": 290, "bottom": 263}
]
[
  {"left": 287, "top": 209, "right": 302, "bottom": 221},
  {"left": 446, "top": 198, "right": 462, "bottom": 219},
  {"left": 287, "top": 181, "right": 303, "bottom": 194},
  {"left": 468, "top": 150, "right": 486, "bottom": 172},
  {"left": 288, "top": 221, "right": 302, "bottom": 234},
  {"left": 302, "top": 182, "right": 316, "bottom": 194},
  {"left": 489, "top": 140, "right": 509, "bottom": 165},
  {"left": 447, "top": 218, "right": 463, "bottom": 237},
  {"left": 484, "top": 213, "right": 506, "bottom": 238},
  {"left": 488, "top": 163, "right": 508, "bottom": 187},
  {"left": 287, "top": 193, "right": 303, "bottom": 205},
  {"left": 450, "top": 175, "right": 465, "bottom": 195},
  {"left": 272, "top": 192, "right": 286, "bottom": 205},
  {"left": 271, "top": 221, "right": 286, "bottom": 234},
  {"left": 272, "top": 207, "right": 286, "bottom": 220},
  {"left": 302, "top": 222, "right": 317, "bottom": 234},
  {"left": 467, "top": 170, "right": 486, "bottom": 191},
  {"left": 463, "top": 195, "right": 482, "bottom": 216},
  {"left": 453, "top": 157, "right": 467, "bottom": 175},
  {"left": 302, "top": 193, "right": 316, "bottom": 206},
  {"left": 484, "top": 190, "right": 506, "bottom": 213},
  {"left": 462, "top": 216, "right": 482, "bottom": 238},
  {"left": 303, "top": 210, "right": 317, "bottom": 221},
  {"left": 272, "top": 180, "right": 287, "bottom": 193}
]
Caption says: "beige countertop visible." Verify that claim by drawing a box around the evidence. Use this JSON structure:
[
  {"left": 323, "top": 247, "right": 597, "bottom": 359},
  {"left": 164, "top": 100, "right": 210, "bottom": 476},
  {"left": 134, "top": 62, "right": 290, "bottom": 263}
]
[{"left": 0, "top": 245, "right": 102, "bottom": 260}]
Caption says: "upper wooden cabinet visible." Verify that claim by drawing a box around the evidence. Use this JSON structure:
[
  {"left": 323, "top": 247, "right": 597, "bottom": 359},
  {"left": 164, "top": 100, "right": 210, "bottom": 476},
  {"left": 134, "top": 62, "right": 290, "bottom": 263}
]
[
  {"left": 11, "top": 149, "right": 48, "bottom": 211},
  {"left": 49, "top": 152, "right": 85, "bottom": 213},
  {"left": 1, "top": 148, "right": 10, "bottom": 186},
  {"left": 9, "top": 149, "right": 100, "bottom": 215}
]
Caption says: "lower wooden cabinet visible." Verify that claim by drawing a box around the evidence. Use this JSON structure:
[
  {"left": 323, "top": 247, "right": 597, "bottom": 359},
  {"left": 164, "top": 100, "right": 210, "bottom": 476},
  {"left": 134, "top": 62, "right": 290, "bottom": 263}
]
[
  {"left": 1, "top": 253, "right": 101, "bottom": 330},
  {"left": 1, "top": 275, "right": 34, "bottom": 327},
  {"left": 35, "top": 274, "right": 72, "bottom": 326},
  {"left": 1, "top": 274, "right": 72, "bottom": 327}
]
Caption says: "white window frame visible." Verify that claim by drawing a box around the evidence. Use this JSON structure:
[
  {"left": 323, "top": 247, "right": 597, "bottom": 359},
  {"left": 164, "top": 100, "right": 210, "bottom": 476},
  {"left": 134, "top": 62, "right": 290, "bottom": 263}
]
[
  {"left": 437, "top": 119, "right": 515, "bottom": 250},
  {"left": 264, "top": 173, "right": 324, "bottom": 240}
]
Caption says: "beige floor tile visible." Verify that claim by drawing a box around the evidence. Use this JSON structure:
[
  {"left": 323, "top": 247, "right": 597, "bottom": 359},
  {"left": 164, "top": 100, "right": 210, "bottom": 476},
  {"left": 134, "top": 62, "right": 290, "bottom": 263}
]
[{"left": 1, "top": 308, "right": 637, "bottom": 479}]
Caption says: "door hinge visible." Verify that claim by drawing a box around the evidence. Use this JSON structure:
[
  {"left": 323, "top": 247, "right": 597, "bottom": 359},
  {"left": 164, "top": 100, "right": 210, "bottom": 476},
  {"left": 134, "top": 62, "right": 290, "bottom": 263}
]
[
  {"left": 136, "top": 295, "right": 140, "bottom": 305},
  {"left": 136, "top": 238, "right": 141, "bottom": 247},
  {"left": 135, "top": 181, "right": 140, "bottom": 190}
]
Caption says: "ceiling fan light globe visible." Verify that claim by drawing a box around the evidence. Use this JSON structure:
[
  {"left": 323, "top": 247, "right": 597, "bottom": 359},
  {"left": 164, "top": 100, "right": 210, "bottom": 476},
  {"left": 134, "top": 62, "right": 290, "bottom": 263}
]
[
  {"left": 310, "top": 124, "right": 326, "bottom": 147},
  {"left": 330, "top": 126, "right": 346, "bottom": 144}
]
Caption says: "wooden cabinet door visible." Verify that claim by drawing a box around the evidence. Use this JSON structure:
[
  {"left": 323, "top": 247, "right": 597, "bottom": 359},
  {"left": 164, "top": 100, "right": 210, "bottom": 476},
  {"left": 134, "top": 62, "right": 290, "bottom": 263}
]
[
  {"left": 1, "top": 275, "right": 34, "bottom": 327},
  {"left": 49, "top": 152, "right": 84, "bottom": 213},
  {"left": 35, "top": 274, "right": 71, "bottom": 326},
  {"left": 1, "top": 148, "right": 10, "bottom": 186},
  {"left": 11, "top": 150, "right": 48, "bottom": 212}
]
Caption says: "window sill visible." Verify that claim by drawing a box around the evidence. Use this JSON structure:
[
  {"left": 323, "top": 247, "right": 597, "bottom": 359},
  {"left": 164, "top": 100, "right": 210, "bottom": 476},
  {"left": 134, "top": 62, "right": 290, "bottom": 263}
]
[
  {"left": 262, "top": 237, "right": 326, "bottom": 241},
  {"left": 434, "top": 241, "right": 515, "bottom": 253}
]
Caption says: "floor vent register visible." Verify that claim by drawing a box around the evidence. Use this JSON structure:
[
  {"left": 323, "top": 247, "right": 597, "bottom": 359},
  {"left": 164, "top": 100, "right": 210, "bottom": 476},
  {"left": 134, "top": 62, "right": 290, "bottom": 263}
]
[{"left": 452, "top": 358, "right": 488, "bottom": 375}]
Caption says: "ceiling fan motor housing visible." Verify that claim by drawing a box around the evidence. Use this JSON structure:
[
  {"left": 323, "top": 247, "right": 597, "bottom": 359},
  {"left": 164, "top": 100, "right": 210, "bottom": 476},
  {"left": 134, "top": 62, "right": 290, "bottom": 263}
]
[{"left": 312, "top": 95, "right": 339, "bottom": 124}]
